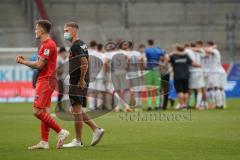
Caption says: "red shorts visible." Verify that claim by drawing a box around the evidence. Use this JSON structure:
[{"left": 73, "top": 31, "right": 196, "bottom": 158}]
[{"left": 34, "top": 79, "right": 56, "bottom": 109}]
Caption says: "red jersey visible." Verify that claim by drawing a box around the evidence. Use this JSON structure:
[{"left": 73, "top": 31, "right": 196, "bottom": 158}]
[{"left": 37, "top": 38, "right": 57, "bottom": 80}]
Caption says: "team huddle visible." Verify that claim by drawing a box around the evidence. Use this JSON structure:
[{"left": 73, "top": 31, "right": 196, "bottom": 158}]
[
  {"left": 15, "top": 19, "right": 227, "bottom": 150},
  {"left": 170, "top": 41, "right": 227, "bottom": 110},
  {"left": 84, "top": 39, "right": 226, "bottom": 112}
]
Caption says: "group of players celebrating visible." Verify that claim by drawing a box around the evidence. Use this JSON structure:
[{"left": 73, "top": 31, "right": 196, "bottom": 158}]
[
  {"left": 170, "top": 41, "right": 226, "bottom": 110},
  {"left": 84, "top": 39, "right": 226, "bottom": 112},
  {"left": 15, "top": 19, "right": 226, "bottom": 150}
]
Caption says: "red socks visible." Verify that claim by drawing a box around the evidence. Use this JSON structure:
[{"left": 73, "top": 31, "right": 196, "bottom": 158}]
[
  {"left": 36, "top": 111, "right": 61, "bottom": 134},
  {"left": 41, "top": 121, "right": 50, "bottom": 142}
]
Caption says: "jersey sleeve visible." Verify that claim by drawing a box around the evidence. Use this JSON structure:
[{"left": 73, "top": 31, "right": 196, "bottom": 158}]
[
  {"left": 210, "top": 48, "right": 219, "bottom": 56},
  {"left": 102, "top": 55, "right": 108, "bottom": 63},
  {"left": 187, "top": 55, "right": 193, "bottom": 64},
  {"left": 161, "top": 49, "right": 166, "bottom": 55},
  {"left": 169, "top": 55, "right": 174, "bottom": 64},
  {"left": 136, "top": 51, "right": 143, "bottom": 60},
  {"left": 71, "top": 43, "right": 88, "bottom": 58},
  {"left": 39, "top": 44, "right": 52, "bottom": 61},
  {"left": 144, "top": 49, "right": 149, "bottom": 59},
  {"left": 199, "top": 48, "right": 206, "bottom": 57},
  {"left": 157, "top": 47, "right": 166, "bottom": 57},
  {"left": 188, "top": 51, "right": 194, "bottom": 60}
]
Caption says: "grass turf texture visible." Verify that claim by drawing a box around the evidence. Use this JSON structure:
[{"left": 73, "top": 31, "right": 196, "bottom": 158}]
[{"left": 0, "top": 99, "right": 239, "bottom": 160}]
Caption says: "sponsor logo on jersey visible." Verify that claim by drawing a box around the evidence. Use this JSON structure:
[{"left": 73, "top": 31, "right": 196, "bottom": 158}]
[
  {"left": 80, "top": 44, "right": 88, "bottom": 51},
  {"left": 44, "top": 49, "right": 50, "bottom": 56}
]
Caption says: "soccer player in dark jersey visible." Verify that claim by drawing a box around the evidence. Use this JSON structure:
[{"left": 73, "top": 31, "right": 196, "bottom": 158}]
[
  {"left": 16, "top": 20, "right": 69, "bottom": 149},
  {"left": 168, "top": 44, "right": 201, "bottom": 109},
  {"left": 63, "top": 22, "right": 104, "bottom": 148}
]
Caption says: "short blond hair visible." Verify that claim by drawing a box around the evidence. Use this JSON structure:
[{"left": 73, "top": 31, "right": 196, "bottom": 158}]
[
  {"left": 64, "top": 22, "right": 79, "bottom": 30},
  {"left": 173, "top": 43, "right": 184, "bottom": 52}
]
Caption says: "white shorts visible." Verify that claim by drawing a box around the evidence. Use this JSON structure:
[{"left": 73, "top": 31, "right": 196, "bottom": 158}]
[
  {"left": 111, "top": 74, "right": 128, "bottom": 90},
  {"left": 209, "top": 72, "right": 227, "bottom": 88},
  {"left": 189, "top": 72, "right": 205, "bottom": 89},
  {"left": 203, "top": 72, "right": 210, "bottom": 88},
  {"left": 219, "top": 72, "right": 227, "bottom": 88},
  {"left": 89, "top": 78, "right": 106, "bottom": 91}
]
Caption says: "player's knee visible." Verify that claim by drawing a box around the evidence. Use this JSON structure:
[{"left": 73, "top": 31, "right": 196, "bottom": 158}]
[
  {"left": 71, "top": 105, "right": 82, "bottom": 114},
  {"left": 33, "top": 107, "right": 44, "bottom": 117}
]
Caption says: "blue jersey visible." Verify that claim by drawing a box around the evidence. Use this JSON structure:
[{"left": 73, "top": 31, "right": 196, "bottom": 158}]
[{"left": 145, "top": 47, "right": 165, "bottom": 69}]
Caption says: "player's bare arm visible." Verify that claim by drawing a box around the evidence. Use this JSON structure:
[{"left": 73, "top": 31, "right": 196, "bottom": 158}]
[
  {"left": 78, "top": 56, "right": 88, "bottom": 89},
  {"left": 104, "top": 59, "right": 110, "bottom": 73},
  {"left": 16, "top": 56, "right": 47, "bottom": 69},
  {"left": 163, "top": 54, "right": 169, "bottom": 65},
  {"left": 139, "top": 56, "right": 145, "bottom": 73},
  {"left": 165, "top": 54, "right": 170, "bottom": 62},
  {"left": 192, "top": 61, "right": 202, "bottom": 68}
]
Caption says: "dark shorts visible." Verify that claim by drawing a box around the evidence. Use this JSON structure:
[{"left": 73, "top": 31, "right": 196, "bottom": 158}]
[
  {"left": 69, "top": 78, "right": 88, "bottom": 107},
  {"left": 174, "top": 79, "right": 189, "bottom": 93}
]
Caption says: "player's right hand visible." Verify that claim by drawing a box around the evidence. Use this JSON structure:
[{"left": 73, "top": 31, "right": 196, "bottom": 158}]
[
  {"left": 16, "top": 55, "right": 25, "bottom": 64},
  {"left": 78, "top": 79, "right": 86, "bottom": 89}
]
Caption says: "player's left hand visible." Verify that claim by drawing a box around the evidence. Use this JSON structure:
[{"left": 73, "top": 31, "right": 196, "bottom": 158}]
[{"left": 78, "top": 79, "right": 86, "bottom": 89}]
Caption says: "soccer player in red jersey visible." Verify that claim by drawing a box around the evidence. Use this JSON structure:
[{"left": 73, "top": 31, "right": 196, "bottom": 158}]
[{"left": 16, "top": 20, "right": 69, "bottom": 150}]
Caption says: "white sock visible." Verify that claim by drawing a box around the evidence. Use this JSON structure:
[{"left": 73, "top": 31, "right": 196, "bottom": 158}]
[
  {"left": 220, "top": 90, "right": 225, "bottom": 107},
  {"left": 210, "top": 90, "right": 216, "bottom": 105},
  {"left": 115, "top": 93, "right": 126, "bottom": 109},
  {"left": 222, "top": 90, "right": 226, "bottom": 108},
  {"left": 196, "top": 92, "right": 203, "bottom": 107},
  {"left": 207, "top": 90, "right": 215, "bottom": 104},
  {"left": 96, "top": 94, "right": 103, "bottom": 108},
  {"left": 215, "top": 89, "right": 222, "bottom": 107},
  {"left": 97, "top": 98, "right": 103, "bottom": 108},
  {"left": 89, "top": 97, "right": 95, "bottom": 111},
  {"left": 135, "top": 97, "right": 142, "bottom": 106},
  {"left": 200, "top": 100, "right": 204, "bottom": 107}
]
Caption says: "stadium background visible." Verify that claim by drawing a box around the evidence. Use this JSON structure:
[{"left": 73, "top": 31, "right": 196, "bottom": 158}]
[
  {"left": 0, "top": 1, "right": 240, "bottom": 160},
  {"left": 0, "top": 0, "right": 240, "bottom": 102}
]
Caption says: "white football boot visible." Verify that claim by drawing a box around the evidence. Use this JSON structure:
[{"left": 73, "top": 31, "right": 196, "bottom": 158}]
[
  {"left": 56, "top": 129, "right": 70, "bottom": 149},
  {"left": 91, "top": 128, "right": 105, "bottom": 146},
  {"left": 63, "top": 139, "right": 84, "bottom": 148},
  {"left": 28, "top": 141, "right": 49, "bottom": 150}
]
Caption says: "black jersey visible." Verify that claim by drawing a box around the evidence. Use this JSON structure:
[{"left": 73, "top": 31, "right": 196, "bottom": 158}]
[
  {"left": 69, "top": 40, "right": 89, "bottom": 83},
  {"left": 169, "top": 53, "right": 192, "bottom": 80}
]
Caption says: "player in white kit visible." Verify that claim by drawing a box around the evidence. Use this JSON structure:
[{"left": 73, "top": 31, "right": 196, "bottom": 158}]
[
  {"left": 126, "top": 41, "right": 144, "bottom": 110},
  {"left": 88, "top": 42, "right": 108, "bottom": 111},
  {"left": 104, "top": 41, "right": 132, "bottom": 112},
  {"left": 88, "top": 40, "right": 100, "bottom": 111},
  {"left": 185, "top": 43, "right": 205, "bottom": 109},
  {"left": 194, "top": 41, "right": 210, "bottom": 109},
  {"left": 205, "top": 41, "right": 226, "bottom": 109}
]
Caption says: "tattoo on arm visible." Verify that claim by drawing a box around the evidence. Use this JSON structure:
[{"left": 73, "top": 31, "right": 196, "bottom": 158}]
[
  {"left": 80, "top": 56, "right": 88, "bottom": 80},
  {"left": 24, "top": 57, "right": 47, "bottom": 69}
]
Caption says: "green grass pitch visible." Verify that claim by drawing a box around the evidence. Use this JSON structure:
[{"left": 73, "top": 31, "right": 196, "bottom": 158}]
[{"left": 0, "top": 99, "right": 240, "bottom": 160}]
